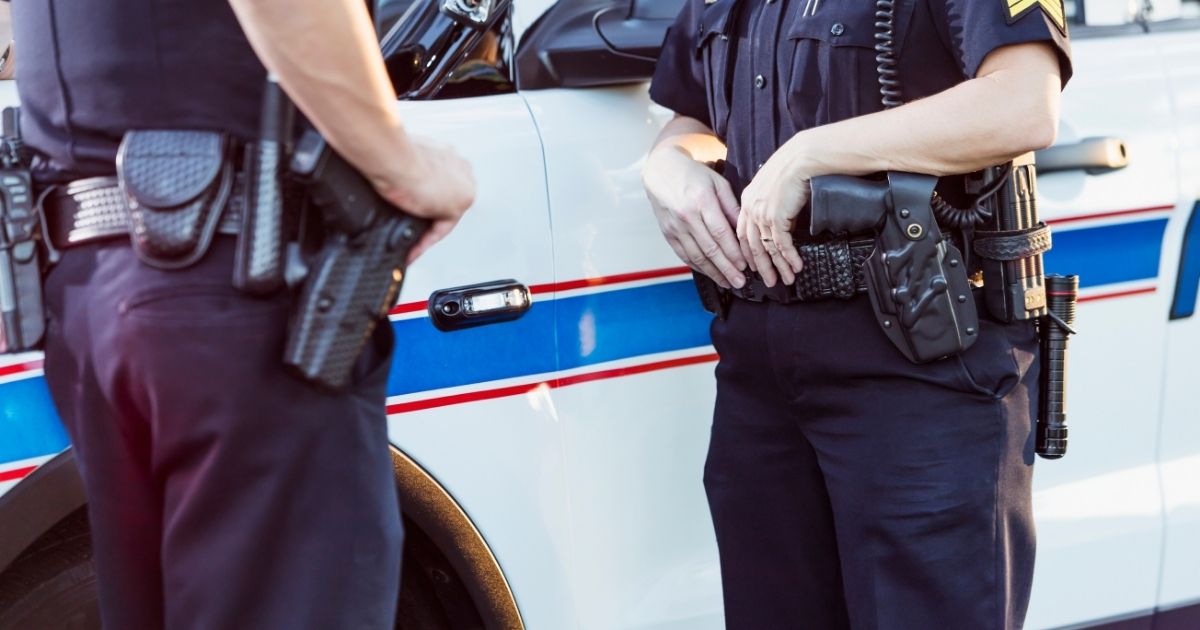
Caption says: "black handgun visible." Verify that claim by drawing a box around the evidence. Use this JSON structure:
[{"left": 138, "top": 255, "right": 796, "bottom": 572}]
[
  {"left": 809, "top": 172, "right": 979, "bottom": 363},
  {"left": 283, "top": 130, "right": 428, "bottom": 390}
]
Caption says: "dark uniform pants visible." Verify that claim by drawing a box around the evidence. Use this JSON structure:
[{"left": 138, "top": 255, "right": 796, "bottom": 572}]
[
  {"left": 706, "top": 294, "right": 1039, "bottom": 630},
  {"left": 41, "top": 238, "right": 403, "bottom": 630}
]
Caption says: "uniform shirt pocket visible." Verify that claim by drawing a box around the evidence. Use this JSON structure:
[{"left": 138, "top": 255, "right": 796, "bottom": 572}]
[
  {"left": 784, "top": 0, "right": 915, "bottom": 127},
  {"left": 695, "top": 0, "right": 737, "bottom": 138}
]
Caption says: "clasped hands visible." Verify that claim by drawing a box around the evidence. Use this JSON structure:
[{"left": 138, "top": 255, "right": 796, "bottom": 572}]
[{"left": 644, "top": 143, "right": 811, "bottom": 289}]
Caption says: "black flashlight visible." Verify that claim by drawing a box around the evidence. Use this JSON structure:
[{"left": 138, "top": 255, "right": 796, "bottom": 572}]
[{"left": 1036, "top": 274, "right": 1079, "bottom": 459}]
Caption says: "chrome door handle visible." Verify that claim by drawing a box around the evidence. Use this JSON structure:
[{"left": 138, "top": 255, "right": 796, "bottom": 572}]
[
  {"left": 1036, "top": 137, "right": 1129, "bottom": 175},
  {"left": 428, "top": 280, "right": 532, "bottom": 331}
]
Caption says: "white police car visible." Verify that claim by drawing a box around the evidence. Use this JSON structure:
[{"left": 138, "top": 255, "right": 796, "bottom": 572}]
[{"left": 0, "top": 0, "right": 1198, "bottom": 627}]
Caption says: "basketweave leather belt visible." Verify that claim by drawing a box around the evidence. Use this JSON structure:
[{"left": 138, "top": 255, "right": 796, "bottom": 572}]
[
  {"left": 42, "top": 176, "right": 243, "bottom": 250},
  {"left": 726, "top": 237, "right": 874, "bottom": 304}
]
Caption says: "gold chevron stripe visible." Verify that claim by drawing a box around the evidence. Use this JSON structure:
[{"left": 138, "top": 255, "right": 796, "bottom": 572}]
[{"left": 1005, "top": 0, "right": 1065, "bottom": 31}]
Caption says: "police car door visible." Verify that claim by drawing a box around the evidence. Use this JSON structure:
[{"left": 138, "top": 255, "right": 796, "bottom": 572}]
[
  {"left": 1150, "top": 0, "right": 1200, "bottom": 623},
  {"left": 367, "top": 4, "right": 581, "bottom": 629},
  {"left": 516, "top": 1, "right": 725, "bottom": 628},
  {"left": 1027, "top": 0, "right": 1184, "bottom": 626}
]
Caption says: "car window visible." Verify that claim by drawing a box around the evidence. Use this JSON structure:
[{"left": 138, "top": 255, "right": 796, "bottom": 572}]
[
  {"left": 376, "top": 0, "right": 516, "bottom": 99},
  {"left": 1069, "top": 0, "right": 1200, "bottom": 31},
  {"left": 376, "top": 0, "right": 420, "bottom": 37},
  {"left": 1065, "top": 0, "right": 1082, "bottom": 23}
]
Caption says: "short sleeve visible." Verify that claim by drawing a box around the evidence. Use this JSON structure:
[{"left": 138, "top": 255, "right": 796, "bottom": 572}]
[
  {"left": 930, "top": 0, "right": 1073, "bottom": 87},
  {"left": 648, "top": 0, "right": 711, "bottom": 128}
]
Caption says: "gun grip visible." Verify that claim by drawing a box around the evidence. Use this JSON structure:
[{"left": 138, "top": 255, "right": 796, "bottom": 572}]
[{"left": 809, "top": 175, "right": 889, "bottom": 236}]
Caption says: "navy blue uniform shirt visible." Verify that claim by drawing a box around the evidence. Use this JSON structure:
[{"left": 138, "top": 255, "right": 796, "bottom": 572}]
[
  {"left": 650, "top": 0, "right": 1072, "bottom": 202},
  {"left": 11, "top": 1, "right": 266, "bottom": 182}
]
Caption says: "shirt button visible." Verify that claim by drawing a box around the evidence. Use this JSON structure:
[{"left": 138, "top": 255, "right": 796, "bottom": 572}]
[
  {"left": 757, "top": 162, "right": 766, "bottom": 171},
  {"left": 754, "top": 74, "right": 766, "bottom": 89},
  {"left": 831, "top": 22, "right": 845, "bottom": 36}
]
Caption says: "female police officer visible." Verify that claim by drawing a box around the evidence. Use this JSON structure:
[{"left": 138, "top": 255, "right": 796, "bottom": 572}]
[{"left": 642, "top": 0, "right": 1070, "bottom": 627}]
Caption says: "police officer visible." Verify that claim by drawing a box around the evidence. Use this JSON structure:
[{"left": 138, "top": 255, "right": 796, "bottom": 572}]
[
  {"left": 11, "top": 0, "right": 473, "bottom": 627},
  {"left": 642, "top": 0, "right": 1070, "bottom": 627}
]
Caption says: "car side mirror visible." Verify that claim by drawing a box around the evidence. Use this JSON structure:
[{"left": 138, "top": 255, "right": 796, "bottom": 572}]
[
  {"left": 516, "top": 0, "right": 686, "bottom": 90},
  {"left": 442, "top": 0, "right": 501, "bottom": 26}
]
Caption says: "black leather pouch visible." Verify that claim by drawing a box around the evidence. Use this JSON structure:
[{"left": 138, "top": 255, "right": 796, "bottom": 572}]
[{"left": 116, "top": 130, "right": 233, "bottom": 269}]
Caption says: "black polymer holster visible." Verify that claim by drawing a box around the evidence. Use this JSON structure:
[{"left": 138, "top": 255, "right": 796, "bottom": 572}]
[
  {"left": 806, "top": 153, "right": 1078, "bottom": 458},
  {"left": 809, "top": 172, "right": 978, "bottom": 363},
  {"left": 283, "top": 129, "right": 427, "bottom": 391}
]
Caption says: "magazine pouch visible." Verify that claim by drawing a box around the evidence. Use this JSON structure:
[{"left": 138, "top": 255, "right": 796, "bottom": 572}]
[{"left": 116, "top": 130, "right": 233, "bottom": 269}]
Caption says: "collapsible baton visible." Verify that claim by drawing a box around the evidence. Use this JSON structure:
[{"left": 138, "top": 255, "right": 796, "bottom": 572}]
[{"left": 233, "top": 76, "right": 292, "bottom": 295}]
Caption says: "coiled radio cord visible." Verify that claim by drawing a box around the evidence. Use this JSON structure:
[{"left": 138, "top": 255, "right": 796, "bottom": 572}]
[
  {"left": 875, "top": 0, "right": 996, "bottom": 227},
  {"left": 874, "top": 0, "right": 903, "bottom": 109}
]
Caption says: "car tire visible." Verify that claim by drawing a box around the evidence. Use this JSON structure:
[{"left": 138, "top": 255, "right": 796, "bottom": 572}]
[
  {"left": 0, "top": 512, "right": 484, "bottom": 630},
  {"left": 0, "top": 510, "right": 98, "bottom": 630}
]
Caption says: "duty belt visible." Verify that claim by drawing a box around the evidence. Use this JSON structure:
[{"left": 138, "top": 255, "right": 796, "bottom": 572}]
[
  {"left": 42, "top": 176, "right": 243, "bottom": 250},
  {"left": 727, "top": 237, "right": 874, "bottom": 304}
]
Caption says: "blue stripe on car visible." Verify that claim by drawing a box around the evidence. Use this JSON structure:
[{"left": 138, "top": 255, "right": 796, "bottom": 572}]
[
  {"left": 1045, "top": 218, "right": 1168, "bottom": 288},
  {"left": 388, "top": 280, "right": 712, "bottom": 395},
  {"left": 0, "top": 217, "right": 1174, "bottom": 469},
  {"left": 1170, "top": 203, "right": 1200, "bottom": 320},
  {"left": 0, "top": 376, "right": 70, "bottom": 463}
]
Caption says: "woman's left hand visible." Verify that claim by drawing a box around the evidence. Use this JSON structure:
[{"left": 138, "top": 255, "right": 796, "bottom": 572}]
[{"left": 737, "top": 146, "right": 811, "bottom": 287}]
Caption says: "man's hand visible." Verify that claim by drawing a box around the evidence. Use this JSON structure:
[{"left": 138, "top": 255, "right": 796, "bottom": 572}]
[
  {"left": 737, "top": 150, "right": 809, "bottom": 287},
  {"left": 371, "top": 137, "right": 475, "bottom": 264},
  {"left": 644, "top": 144, "right": 746, "bottom": 289},
  {"left": 228, "top": 0, "right": 475, "bottom": 264}
]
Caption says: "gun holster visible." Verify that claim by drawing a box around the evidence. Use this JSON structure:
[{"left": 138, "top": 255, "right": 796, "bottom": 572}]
[
  {"left": 284, "top": 129, "right": 428, "bottom": 391},
  {"left": 116, "top": 130, "right": 234, "bottom": 270},
  {"left": 810, "top": 172, "right": 979, "bottom": 363}
]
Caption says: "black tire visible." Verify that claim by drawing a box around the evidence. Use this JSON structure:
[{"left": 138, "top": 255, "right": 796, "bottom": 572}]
[
  {"left": 396, "top": 519, "right": 485, "bottom": 630},
  {"left": 0, "top": 510, "right": 99, "bottom": 630},
  {"left": 0, "top": 512, "right": 484, "bottom": 630}
]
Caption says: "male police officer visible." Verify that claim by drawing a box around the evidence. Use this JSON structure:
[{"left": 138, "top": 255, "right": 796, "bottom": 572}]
[
  {"left": 11, "top": 0, "right": 473, "bottom": 627},
  {"left": 643, "top": 0, "right": 1070, "bottom": 627}
]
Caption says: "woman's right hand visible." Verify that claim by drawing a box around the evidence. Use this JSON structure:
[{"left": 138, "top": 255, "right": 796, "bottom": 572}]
[{"left": 642, "top": 144, "right": 747, "bottom": 289}]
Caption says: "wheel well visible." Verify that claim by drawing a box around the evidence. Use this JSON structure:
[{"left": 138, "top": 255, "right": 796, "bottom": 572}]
[
  {"left": 390, "top": 448, "right": 524, "bottom": 630},
  {"left": 0, "top": 449, "right": 522, "bottom": 630}
]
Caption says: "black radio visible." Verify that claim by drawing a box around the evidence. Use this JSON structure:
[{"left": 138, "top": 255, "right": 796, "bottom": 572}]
[{"left": 0, "top": 107, "right": 46, "bottom": 354}]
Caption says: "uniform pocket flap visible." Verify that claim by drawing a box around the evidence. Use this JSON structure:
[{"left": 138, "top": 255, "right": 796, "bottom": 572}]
[
  {"left": 117, "top": 130, "right": 228, "bottom": 209},
  {"left": 696, "top": 0, "right": 738, "bottom": 49},
  {"left": 786, "top": 13, "right": 877, "bottom": 47}
]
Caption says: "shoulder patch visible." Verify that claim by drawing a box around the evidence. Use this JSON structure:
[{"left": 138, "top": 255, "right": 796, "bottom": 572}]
[{"left": 1004, "top": 0, "right": 1068, "bottom": 36}]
